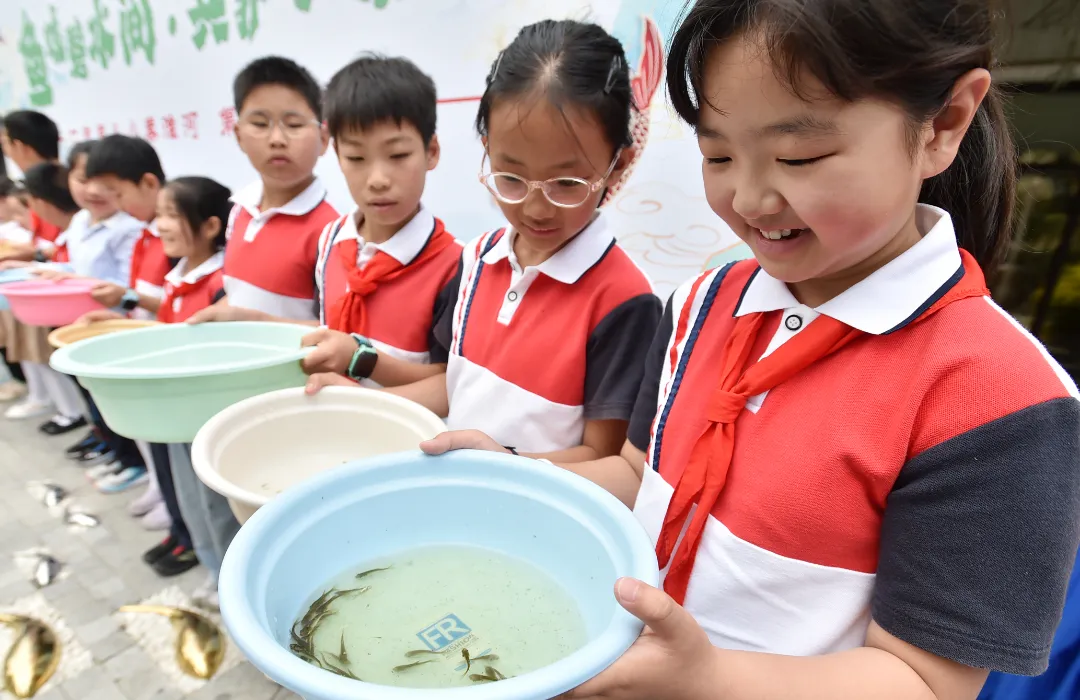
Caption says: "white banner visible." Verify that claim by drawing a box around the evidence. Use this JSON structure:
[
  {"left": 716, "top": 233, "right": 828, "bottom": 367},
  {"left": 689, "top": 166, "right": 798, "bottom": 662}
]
[{"left": 0, "top": 0, "right": 747, "bottom": 297}]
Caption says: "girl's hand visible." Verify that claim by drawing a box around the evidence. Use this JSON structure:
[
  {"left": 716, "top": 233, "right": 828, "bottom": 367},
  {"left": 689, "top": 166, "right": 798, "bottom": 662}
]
[
  {"left": 32, "top": 268, "right": 76, "bottom": 282},
  {"left": 304, "top": 372, "right": 359, "bottom": 395},
  {"left": 74, "top": 310, "right": 125, "bottom": 325},
  {"left": 419, "top": 430, "right": 511, "bottom": 456},
  {"left": 0, "top": 260, "right": 31, "bottom": 271},
  {"left": 559, "top": 578, "right": 716, "bottom": 700},
  {"left": 90, "top": 282, "right": 126, "bottom": 307},
  {"left": 186, "top": 304, "right": 260, "bottom": 324},
  {"left": 300, "top": 328, "right": 357, "bottom": 375}
]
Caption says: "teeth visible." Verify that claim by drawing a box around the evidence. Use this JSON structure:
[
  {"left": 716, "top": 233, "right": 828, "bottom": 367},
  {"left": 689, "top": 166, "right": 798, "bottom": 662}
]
[{"left": 757, "top": 228, "right": 797, "bottom": 240}]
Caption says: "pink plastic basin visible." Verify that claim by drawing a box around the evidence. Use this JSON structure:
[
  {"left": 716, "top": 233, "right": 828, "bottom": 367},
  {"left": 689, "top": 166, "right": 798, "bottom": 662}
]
[{"left": 1, "top": 279, "right": 106, "bottom": 327}]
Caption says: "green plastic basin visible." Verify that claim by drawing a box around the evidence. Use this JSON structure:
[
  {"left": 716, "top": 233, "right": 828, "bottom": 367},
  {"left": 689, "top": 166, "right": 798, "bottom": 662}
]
[{"left": 49, "top": 322, "right": 312, "bottom": 443}]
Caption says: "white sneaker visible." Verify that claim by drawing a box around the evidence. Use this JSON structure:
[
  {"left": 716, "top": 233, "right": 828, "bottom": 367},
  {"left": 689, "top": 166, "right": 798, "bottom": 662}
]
[
  {"left": 85, "top": 460, "right": 122, "bottom": 481},
  {"left": 0, "top": 382, "right": 27, "bottom": 402},
  {"left": 5, "top": 400, "right": 53, "bottom": 420},
  {"left": 191, "top": 575, "right": 219, "bottom": 611}
]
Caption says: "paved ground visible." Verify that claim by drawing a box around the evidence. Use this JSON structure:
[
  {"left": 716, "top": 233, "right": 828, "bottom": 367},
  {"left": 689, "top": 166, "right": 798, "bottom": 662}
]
[{"left": 0, "top": 414, "right": 301, "bottom": 700}]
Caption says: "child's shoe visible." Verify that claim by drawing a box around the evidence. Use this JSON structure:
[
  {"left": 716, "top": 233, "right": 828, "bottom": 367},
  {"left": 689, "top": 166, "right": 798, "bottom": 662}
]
[
  {"left": 0, "top": 381, "right": 27, "bottom": 402},
  {"left": 142, "top": 536, "right": 176, "bottom": 565},
  {"left": 139, "top": 502, "right": 171, "bottom": 531},
  {"left": 65, "top": 431, "right": 99, "bottom": 458},
  {"left": 5, "top": 400, "right": 53, "bottom": 420},
  {"left": 86, "top": 459, "right": 122, "bottom": 481},
  {"left": 152, "top": 545, "right": 199, "bottom": 577},
  {"left": 96, "top": 466, "right": 148, "bottom": 494},
  {"left": 39, "top": 414, "right": 88, "bottom": 435},
  {"left": 75, "top": 445, "right": 114, "bottom": 466},
  {"left": 128, "top": 483, "right": 162, "bottom": 517}
]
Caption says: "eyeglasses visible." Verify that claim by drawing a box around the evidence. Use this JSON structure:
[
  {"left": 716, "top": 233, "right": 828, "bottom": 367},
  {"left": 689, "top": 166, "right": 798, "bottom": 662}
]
[
  {"left": 478, "top": 150, "right": 621, "bottom": 208},
  {"left": 237, "top": 112, "right": 321, "bottom": 140}
]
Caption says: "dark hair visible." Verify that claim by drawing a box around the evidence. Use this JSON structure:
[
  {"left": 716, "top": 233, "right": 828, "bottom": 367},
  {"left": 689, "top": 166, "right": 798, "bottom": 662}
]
[
  {"left": 2, "top": 111, "right": 59, "bottom": 161},
  {"left": 476, "top": 20, "right": 633, "bottom": 154},
  {"left": 325, "top": 54, "right": 437, "bottom": 145},
  {"left": 7, "top": 182, "right": 28, "bottom": 206},
  {"left": 67, "top": 140, "right": 98, "bottom": 170},
  {"left": 85, "top": 135, "right": 166, "bottom": 185},
  {"left": 0, "top": 177, "right": 16, "bottom": 199},
  {"left": 164, "top": 176, "right": 232, "bottom": 252},
  {"left": 22, "top": 162, "right": 78, "bottom": 213},
  {"left": 667, "top": 0, "right": 1015, "bottom": 271},
  {"left": 234, "top": 56, "right": 322, "bottom": 119}
]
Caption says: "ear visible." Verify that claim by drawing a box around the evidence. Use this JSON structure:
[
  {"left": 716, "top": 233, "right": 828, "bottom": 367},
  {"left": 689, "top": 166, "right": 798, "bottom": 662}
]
[
  {"left": 426, "top": 134, "right": 441, "bottom": 172},
  {"left": 201, "top": 215, "right": 223, "bottom": 241},
  {"left": 141, "top": 173, "right": 161, "bottom": 192},
  {"left": 608, "top": 145, "right": 637, "bottom": 184},
  {"left": 318, "top": 121, "right": 331, "bottom": 157},
  {"left": 920, "top": 68, "right": 991, "bottom": 180}
]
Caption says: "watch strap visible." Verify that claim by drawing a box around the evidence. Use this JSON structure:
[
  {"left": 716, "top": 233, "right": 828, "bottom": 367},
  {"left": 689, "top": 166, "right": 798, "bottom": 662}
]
[{"left": 346, "top": 334, "right": 378, "bottom": 380}]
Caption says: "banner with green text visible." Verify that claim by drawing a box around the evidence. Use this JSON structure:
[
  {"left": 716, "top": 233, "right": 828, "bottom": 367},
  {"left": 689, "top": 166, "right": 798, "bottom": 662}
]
[{"left": 0, "top": 0, "right": 745, "bottom": 295}]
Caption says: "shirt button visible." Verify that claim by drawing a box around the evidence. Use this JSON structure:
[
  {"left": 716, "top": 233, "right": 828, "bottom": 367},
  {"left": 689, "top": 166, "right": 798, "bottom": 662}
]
[
  {"left": 785, "top": 314, "right": 803, "bottom": 331},
  {"left": 507, "top": 291, "right": 519, "bottom": 302}
]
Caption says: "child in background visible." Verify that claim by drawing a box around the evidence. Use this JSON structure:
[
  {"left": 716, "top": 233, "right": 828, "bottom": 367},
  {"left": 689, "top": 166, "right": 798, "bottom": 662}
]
[
  {"left": 0, "top": 178, "right": 30, "bottom": 402},
  {"left": 82, "top": 135, "right": 172, "bottom": 320},
  {"left": 0, "top": 111, "right": 62, "bottom": 261},
  {"left": 7, "top": 163, "right": 86, "bottom": 432},
  {"left": 426, "top": 1, "right": 1080, "bottom": 698},
  {"left": 308, "top": 22, "right": 661, "bottom": 462},
  {"left": 202, "top": 55, "right": 461, "bottom": 389},
  {"left": 88, "top": 177, "right": 234, "bottom": 586},
  {"left": 214, "top": 56, "right": 338, "bottom": 320}
]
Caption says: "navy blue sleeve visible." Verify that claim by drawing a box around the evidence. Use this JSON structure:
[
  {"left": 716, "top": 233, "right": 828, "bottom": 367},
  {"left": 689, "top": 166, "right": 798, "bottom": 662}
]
[
  {"left": 583, "top": 293, "right": 662, "bottom": 422},
  {"left": 428, "top": 259, "right": 463, "bottom": 365},
  {"left": 627, "top": 295, "right": 674, "bottom": 451}
]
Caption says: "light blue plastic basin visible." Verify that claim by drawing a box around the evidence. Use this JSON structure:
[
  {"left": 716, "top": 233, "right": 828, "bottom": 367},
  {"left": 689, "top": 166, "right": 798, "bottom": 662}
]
[{"left": 219, "top": 450, "right": 659, "bottom": 700}]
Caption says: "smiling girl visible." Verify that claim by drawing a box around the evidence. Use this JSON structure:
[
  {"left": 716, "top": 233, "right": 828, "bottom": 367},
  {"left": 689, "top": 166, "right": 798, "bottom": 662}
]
[{"left": 424, "top": 1, "right": 1080, "bottom": 698}]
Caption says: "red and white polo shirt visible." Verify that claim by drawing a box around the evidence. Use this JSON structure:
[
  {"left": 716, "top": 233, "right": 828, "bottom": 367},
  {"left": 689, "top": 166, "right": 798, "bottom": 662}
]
[
  {"left": 627, "top": 205, "right": 1080, "bottom": 675},
  {"left": 157, "top": 251, "right": 225, "bottom": 324},
  {"left": 438, "top": 215, "right": 662, "bottom": 453},
  {"left": 314, "top": 206, "right": 461, "bottom": 364},
  {"left": 223, "top": 178, "right": 339, "bottom": 320},
  {"left": 130, "top": 222, "right": 172, "bottom": 321}
]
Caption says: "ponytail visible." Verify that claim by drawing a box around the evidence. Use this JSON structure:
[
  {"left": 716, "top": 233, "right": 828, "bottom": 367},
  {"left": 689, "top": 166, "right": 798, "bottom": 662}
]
[{"left": 919, "top": 86, "right": 1016, "bottom": 274}]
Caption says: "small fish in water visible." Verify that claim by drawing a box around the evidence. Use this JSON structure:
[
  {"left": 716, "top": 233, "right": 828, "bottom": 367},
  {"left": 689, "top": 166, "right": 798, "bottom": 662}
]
[
  {"left": 392, "top": 659, "right": 435, "bottom": 672},
  {"left": 462, "top": 648, "right": 471, "bottom": 675},
  {"left": 319, "top": 654, "right": 359, "bottom": 681},
  {"left": 0, "top": 614, "right": 61, "bottom": 699},
  {"left": 32, "top": 555, "right": 61, "bottom": 589},
  {"left": 118, "top": 605, "right": 225, "bottom": 680},
  {"left": 471, "top": 652, "right": 499, "bottom": 663},
  {"left": 63, "top": 508, "right": 99, "bottom": 529},
  {"left": 404, "top": 648, "right": 449, "bottom": 658},
  {"left": 354, "top": 566, "right": 391, "bottom": 580},
  {"left": 470, "top": 666, "right": 507, "bottom": 683},
  {"left": 325, "top": 630, "right": 348, "bottom": 666}
]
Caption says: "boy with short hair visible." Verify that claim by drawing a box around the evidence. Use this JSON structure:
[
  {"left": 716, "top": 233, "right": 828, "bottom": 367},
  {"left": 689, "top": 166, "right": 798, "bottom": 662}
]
[
  {"left": 0, "top": 111, "right": 62, "bottom": 260},
  {"left": 83, "top": 135, "right": 171, "bottom": 319},
  {"left": 220, "top": 55, "right": 339, "bottom": 320},
  {"left": 203, "top": 55, "right": 461, "bottom": 389}
]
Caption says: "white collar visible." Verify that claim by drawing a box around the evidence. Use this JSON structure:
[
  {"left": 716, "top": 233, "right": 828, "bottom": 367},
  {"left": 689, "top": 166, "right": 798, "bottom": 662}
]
[
  {"left": 165, "top": 251, "right": 225, "bottom": 287},
  {"left": 480, "top": 214, "right": 615, "bottom": 284},
  {"left": 230, "top": 177, "right": 328, "bottom": 219},
  {"left": 735, "top": 204, "right": 964, "bottom": 335},
  {"left": 336, "top": 206, "right": 436, "bottom": 265}
]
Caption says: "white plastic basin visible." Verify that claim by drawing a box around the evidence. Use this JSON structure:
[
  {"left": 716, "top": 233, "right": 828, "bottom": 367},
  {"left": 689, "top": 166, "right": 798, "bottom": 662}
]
[{"left": 191, "top": 386, "right": 447, "bottom": 523}]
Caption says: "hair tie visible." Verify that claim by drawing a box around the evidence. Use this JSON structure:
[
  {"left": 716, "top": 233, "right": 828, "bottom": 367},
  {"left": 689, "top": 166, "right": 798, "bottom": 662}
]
[
  {"left": 603, "top": 56, "right": 623, "bottom": 95},
  {"left": 487, "top": 50, "right": 505, "bottom": 86}
]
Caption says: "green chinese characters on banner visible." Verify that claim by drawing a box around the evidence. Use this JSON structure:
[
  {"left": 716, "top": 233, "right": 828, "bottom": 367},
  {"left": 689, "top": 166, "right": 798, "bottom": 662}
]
[
  {"left": 189, "top": 0, "right": 229, "bottom": 49},
  {"left": 18, "top": 11, "right": 52, "bottom": 107},
  {"left": 119, "top": 0, "right": 156, "bottom": 64},
  {"left": 88, "top": 0, "right": 116, "bottom": 70},
  {"left": 67, "top": 19, "right": 89, "bottom": 79},
  {"left": 44, "top": 5, "right": 66, "bottom": 63},
  {"left": 235, "top": 0, "right": 265, "bottom": 41}
]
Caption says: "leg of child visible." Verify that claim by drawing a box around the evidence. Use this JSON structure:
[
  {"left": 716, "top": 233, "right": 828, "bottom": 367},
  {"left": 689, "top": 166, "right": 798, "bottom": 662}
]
[
  {"left": 38, "top": 367, "right": 85, "bottom": 423},
  {"left": 151, "top": 443, "right": 192, "bottom": 550}
]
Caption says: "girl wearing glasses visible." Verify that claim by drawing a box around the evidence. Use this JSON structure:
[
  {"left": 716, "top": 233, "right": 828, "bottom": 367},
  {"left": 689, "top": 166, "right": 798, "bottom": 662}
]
[{"left": 320, "top": 19, "right": 662, "bottom": 463}]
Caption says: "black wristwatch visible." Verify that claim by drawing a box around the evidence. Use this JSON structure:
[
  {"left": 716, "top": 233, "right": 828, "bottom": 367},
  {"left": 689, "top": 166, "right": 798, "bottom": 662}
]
[
  {"left": 33, "top": 250, "right": 48, "bottom": 263},
  {"left": 346, "top": 334, "right": 379, "bottom": 381},
  {"left": 120, "top": 289, "right": 139, "bottom": 311}
]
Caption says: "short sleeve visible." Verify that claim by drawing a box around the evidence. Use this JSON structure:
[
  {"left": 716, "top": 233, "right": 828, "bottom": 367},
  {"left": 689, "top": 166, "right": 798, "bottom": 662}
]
[
  {"left": 583, "top": 293, "right": 662, "bottom": 422},
  {"left": 627, "top": 295, "right": 674, "bottom": 451},
  {"left": 428, "top": 259, "right": 463, "bottom": 365},
  {"left": 872, "top": 397, "right": 1080, "bottom": 675}
]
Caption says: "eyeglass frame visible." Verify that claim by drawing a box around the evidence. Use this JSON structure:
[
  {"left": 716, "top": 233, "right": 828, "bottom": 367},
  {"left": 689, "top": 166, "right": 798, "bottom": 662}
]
[
  {"left": 236, "top": 110, "right": 322, "bottom": 140},
  {"left": 478, "top": 150, "right": 622, "bottom": 208}
]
